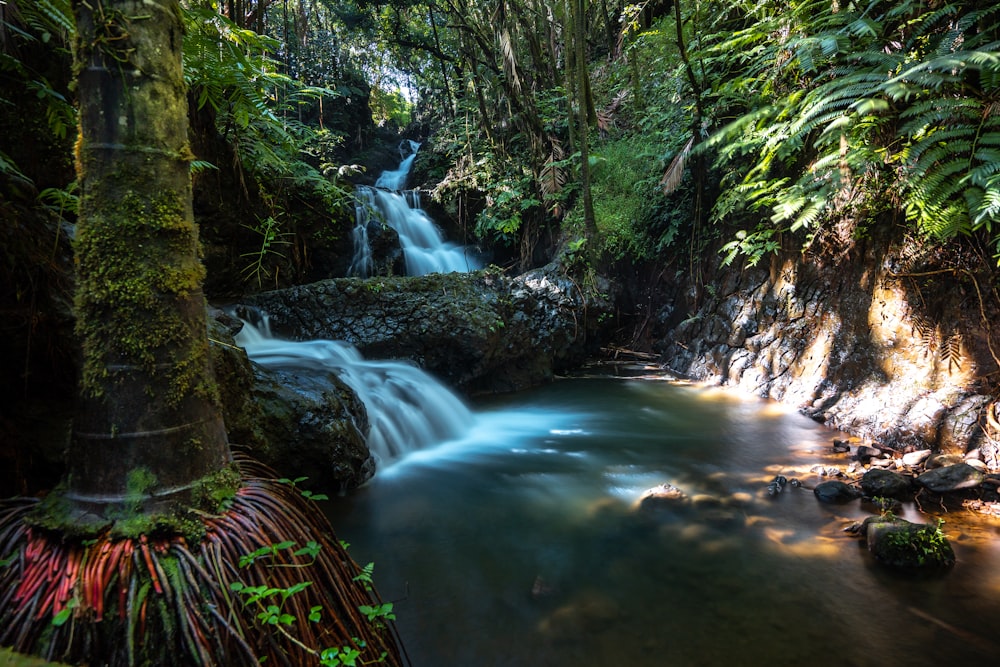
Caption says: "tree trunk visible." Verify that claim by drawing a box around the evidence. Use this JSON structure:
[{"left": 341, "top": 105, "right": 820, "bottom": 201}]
[
  {"left": 574, "top": 0, "right": 597, "bottom": 238},
  {"left": 65, "top": 0, "right": 231, "bottom": 527}
]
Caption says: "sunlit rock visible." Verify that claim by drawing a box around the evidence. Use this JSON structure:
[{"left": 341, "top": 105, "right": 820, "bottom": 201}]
[
  {"left": 634, "top": 483, "right": 689, "bottom": 513},
  {"left": 915, "top": 463, "right": 985, "bottom": 493},
  {"left": 901, "top": 449, "right": 932, "bottom": 467}
]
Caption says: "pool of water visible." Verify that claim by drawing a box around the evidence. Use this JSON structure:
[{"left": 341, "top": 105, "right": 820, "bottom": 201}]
[{"left": 325, "top": 373, "right": 1000, "bottom": 667}]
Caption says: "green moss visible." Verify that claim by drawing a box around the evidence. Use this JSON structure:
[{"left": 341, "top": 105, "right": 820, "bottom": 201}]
[
  {"left": 28, "top": 465, "right": 242, "bottom": 542},
  {"left": 73, "top": 185, "right": 219, "bottom": 408}
]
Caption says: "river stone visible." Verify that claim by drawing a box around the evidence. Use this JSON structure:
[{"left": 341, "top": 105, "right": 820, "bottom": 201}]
[
  {"left": 863, "top": 517, "right": 955, "bottom": 571},
  {"left": 635, "top": 483, "right": 689, "bottom": 512},
  {"left": 902, "top": 449, "right": 932, "bottom": 467},
  {"left": 915, "top": 463, "right": 985, "bottom": 493},
  {"left": 855, "top": 445, "right": 882, "bottom": 461},
  {"left": 925, "top": 453, "right": 965, "bottom": 469},
  {"left": 860, "top": 468, "right": 913, "bottom": 500},
  {"left": 813, "top": 480, "right": 862, "bottom": 503}
]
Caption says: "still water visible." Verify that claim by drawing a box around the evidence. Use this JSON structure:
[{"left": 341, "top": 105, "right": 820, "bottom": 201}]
[{"left": 326, "top": 372, "right": 1000, "bottom": 667}]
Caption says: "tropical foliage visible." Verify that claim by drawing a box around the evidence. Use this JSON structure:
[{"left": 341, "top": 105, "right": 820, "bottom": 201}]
[{"left": 695, "top": 0, "right": 1000, "bottom": 262}]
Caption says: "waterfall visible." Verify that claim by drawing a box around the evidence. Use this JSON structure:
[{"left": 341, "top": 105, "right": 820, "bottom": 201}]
[
  {"left": 350, "top": 140, "right": 482, "bottom": 277},
  {"left": 235, "top": 316, "right": 475, "bottom": 463},
  {"left": 348, "top": 187, "right": 376, "bottom": 277}
]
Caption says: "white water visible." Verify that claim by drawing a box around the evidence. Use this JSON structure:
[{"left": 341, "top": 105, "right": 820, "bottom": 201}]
[
  {"left": 350, "top": 140, "right": 482, "bottom": 277},
  {"left": 234, "top": 318, "right": 474, "bottom": 462}
]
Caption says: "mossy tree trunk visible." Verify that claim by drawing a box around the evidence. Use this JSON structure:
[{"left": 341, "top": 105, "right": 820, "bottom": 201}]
[{"left": 62, "top": 0, "right": 232, "bottom": 529}]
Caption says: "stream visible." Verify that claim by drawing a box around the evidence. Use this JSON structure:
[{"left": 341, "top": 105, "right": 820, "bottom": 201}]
[{"left": 324, "top": 369, "right": 1000, "bottom": 667}]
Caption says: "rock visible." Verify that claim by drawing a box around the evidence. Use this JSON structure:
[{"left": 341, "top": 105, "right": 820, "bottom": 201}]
[
  {"left": 250, "top": 366, "right": 374, "bottom": 491},
  {"left": 209, "top": 310, "right": 374, "bottom": 492},
  {"left": 635, "top": 483, "right": 689, "bottom": 512},
  {"left": 832, "top": 439, "right": 851, "bottom": 453},
  {"left": 860, "top": 468, "right": 913, "bottom": 500},
  {"left": 965, "top": 458, "right": 988, "bottom": 472},
  {"left": 855, "top": 445, "right": 883, "bottom": 461},
  {"left": 239, "top": 264, "right": 616, "bottom": 394},
  {"left": 925, "top": 453, "right": 965, "bottom": 469},
  {"left": 810, "top": 465, "right": 845, "bottom": 478},
  {"left": 862, "top": 517, "right": 955, "bottom": 571},
  {"left": 915, "top": 463, "right": 985, "bottom": 493},
  {"left": 902, "top": 449, "right": 932, "bottom": 467},
  {"left": 766, "top": 475, "right": 787, "bottom": 497},
  {"left": 813, "top": 481, "right": 862, "bottom": 503}
]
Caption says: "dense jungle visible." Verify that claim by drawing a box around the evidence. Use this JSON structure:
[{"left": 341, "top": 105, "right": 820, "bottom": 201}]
[{"left": 2, "top": 0, "right": 1000, "bottom": 665}]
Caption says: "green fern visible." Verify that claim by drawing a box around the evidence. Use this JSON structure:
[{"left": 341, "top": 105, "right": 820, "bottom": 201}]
[{"left": 700, "top": 0, "right": 1000, "bottom": 261}]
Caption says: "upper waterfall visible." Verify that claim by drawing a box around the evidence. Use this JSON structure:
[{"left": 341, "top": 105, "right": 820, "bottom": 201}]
[{"left": 350, "top": 141, "right": 482, "bottom": 277}]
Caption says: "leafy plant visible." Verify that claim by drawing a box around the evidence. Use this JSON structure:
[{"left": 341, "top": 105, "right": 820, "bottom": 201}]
[
  {"left": 882, "top": 519, "right": 953, "bottom": 567},
  {"left": 698, "top": 0, "right": 1000, "bottom": 261}
]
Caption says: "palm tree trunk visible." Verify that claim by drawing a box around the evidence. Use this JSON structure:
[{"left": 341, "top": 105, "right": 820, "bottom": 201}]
[{"left": 64, "top": 0, "right": 231, "bottom": 528}]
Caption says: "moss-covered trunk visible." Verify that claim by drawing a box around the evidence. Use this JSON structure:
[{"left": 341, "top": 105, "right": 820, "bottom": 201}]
[{"left": 62, "top": 0, "right": 231, "bottom": 527}]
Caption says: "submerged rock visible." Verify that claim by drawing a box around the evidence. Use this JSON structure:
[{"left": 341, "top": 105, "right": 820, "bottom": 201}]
[
  {"left": 635, "top": 483, "right": 689, "bottom": 512},
  {"left": 813, "top": 480, "right": 862, "bottom": 503}
]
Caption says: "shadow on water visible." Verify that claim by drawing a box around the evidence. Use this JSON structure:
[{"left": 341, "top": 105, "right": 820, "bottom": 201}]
[{"left": 325, "top": 375, "right": 1000, "bottom": 667}]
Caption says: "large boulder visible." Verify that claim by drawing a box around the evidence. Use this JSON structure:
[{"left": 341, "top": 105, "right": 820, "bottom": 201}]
[
  {"left": 860, "top": 468, "right": 914, "bottom": 500},
  {"left": 209, "top": 311, "right": 374, "bottom": 492},
  {"left": 915, "top": 463, "right": 985, "bottom": 493},
  {"left": 238, "top": 264, "right": 615, "bottom": 394}
]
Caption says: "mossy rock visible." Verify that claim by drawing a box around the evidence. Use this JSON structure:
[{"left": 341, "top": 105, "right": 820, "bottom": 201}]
[{"left": 863, "top": 517, "right": 955, "bottom": 572}]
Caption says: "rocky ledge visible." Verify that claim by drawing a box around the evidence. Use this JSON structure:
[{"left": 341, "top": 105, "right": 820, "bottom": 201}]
[{"left": 237, "top": 264, "right": 614, "bottom": 394}]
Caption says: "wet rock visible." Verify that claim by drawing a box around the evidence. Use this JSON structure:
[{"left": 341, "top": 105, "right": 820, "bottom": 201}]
[
  {"left": 832, "top": 440, "right": 851, "bottom": 453},
  {"left": 862, "top": 516, "right": 955, "bottom": 571},
  {"left": 924, "top": 453, "right": 965, "bottom": 469},
  {"left": 855, "top": 445, "right": 883, "bottom": 461},
  {"left": 813, "top": 480, "right": 862, "bottom": 503},
  {"left": 251, "top": 366, "right": 374, "bottom": 491},
  {"left": 766, "top": 475, "right": 788, "bottom": 497},
  {"left": 860, "top": 468, "right": 913, "bottom": 500},
  {"left": 210, "top": 310, "right": 374, "bottom": 492},
  {"left": 239, "top": 264, "right": 615, "bottom": 394},
  {"left": 635, "top": 483, "right": 689, "bottom": 512},
  {"left": 915, "top": 463, "right": 985, "bottom": 493},
  {"left": 810, "top": 465, "right": 845, "bottom": 478}
]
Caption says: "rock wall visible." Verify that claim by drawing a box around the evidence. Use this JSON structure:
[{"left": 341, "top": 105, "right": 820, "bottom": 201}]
[{"left": 653, "top": 228, "right": 1000, "bottom": 461}]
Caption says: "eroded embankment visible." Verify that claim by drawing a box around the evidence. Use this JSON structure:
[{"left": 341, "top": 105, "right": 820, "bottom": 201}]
[{"left": 651, "top": 229, "right": 999, "bottom": 464}]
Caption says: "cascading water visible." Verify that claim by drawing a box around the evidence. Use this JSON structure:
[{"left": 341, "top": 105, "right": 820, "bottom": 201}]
[
  {"left": 234, "top": 315, "right": 474, "bottom": 463},
  {"left": 350, "top": 140, "right": 481, "bottom": 277}
]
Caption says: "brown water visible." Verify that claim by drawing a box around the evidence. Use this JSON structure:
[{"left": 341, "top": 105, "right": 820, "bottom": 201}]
[{"left": 325, "top": 373, "right": 1000, "bottom": 667}]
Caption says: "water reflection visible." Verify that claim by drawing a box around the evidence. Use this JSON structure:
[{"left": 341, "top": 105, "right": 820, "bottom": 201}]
[{"left": 326, "top": 376, "right": 1000, "bottom": 667}]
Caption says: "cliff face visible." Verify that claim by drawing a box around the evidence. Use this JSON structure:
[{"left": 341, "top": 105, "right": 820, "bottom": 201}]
[{"left": 651, "top": 227, "right": 1000, "bottom": 465}]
